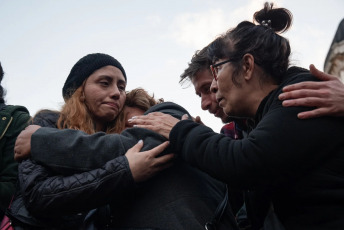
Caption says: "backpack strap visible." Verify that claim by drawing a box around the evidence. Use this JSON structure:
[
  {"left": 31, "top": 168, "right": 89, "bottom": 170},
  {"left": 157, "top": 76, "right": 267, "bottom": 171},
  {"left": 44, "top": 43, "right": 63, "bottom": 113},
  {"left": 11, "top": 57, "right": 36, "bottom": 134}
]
[{"left": 205, "top": 185, "right": 229, "bottom": 230}]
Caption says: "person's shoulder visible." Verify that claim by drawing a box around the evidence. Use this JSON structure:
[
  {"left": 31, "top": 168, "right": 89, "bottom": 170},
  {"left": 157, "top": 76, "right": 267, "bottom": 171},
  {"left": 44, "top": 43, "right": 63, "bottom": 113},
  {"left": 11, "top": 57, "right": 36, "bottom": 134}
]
[
  {"left": 31, "top": 109, "right": 60, "bottom": 127},
  {"left": 145, "top": 101, "right": 192, "bottom": 119},
  {"left": 283, "top": 66, "right": 316, "bottom": 85},
  {"left": 0, "top": 105, "right": 31, "bottom": 137},
  {"left": 0, "top": 104, "right": 30, "bottom": 116}
]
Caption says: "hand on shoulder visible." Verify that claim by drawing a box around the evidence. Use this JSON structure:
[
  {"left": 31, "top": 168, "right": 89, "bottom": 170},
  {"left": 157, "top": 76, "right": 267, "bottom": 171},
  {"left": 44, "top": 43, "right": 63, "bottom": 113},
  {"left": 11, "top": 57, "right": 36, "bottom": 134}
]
[{"left": 279, "top": 64, "right": 344, "bottom": 119}]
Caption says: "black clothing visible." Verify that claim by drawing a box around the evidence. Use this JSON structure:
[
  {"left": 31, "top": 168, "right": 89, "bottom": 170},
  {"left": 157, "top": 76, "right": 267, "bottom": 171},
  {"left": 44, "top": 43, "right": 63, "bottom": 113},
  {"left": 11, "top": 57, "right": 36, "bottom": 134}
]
[
  {"left": 0, "top": 104, "right": 30, "bottom": 219},
  {"left": 169, "top": 67, "right": 344, "bottom": 230},
  {"left": 9, "top": 102, "right": 238, "bottom": 230}
]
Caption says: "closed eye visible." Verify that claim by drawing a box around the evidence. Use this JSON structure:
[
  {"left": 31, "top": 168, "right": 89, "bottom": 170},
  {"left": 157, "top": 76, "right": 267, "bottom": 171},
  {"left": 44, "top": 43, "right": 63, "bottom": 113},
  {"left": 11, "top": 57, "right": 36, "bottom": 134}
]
[
  {"left": 100, "top": 81, "right": 110, "bottom": 86},
  {"left": 118, "top": 84, "right": 126, "bottom": 92},
  {"left": 200, "top": 85, "right": 211, "bottom": 95}
]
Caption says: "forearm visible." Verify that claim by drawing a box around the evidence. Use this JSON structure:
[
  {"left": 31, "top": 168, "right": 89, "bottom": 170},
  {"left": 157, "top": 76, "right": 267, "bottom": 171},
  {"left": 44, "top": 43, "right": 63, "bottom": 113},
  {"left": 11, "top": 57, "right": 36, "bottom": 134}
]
[
  {"left": 170, "top": 107, "right": 343, "bottom": 189},
  {"left": 31, "top": 128, "right": 127, "bottom": 174},
  {"left": 19, "top": 157, "right": 135, "bottom": 215},
  {"left": 31, "top": 127, "right": 168, "bottom": 175}
]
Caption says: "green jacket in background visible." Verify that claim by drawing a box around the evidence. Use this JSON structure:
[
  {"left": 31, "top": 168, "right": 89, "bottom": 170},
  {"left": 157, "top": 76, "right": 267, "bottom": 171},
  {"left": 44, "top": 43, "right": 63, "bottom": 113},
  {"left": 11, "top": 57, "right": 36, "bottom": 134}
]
[{"left": 0, "top": 104, "right": 30, "bottom": 218}]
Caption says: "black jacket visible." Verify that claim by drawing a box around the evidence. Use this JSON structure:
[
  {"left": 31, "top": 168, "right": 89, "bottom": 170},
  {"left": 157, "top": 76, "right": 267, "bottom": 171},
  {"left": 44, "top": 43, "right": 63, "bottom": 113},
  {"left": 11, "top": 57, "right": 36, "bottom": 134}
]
[
  {"left": 169, "top": 68, "right": 344, "bottom": 230},
  {"left": 0, "top": 104, "right": 30, "bottom": 219},
  {"left": 9, "top": 102, "right": 238, "bottom": 230}
]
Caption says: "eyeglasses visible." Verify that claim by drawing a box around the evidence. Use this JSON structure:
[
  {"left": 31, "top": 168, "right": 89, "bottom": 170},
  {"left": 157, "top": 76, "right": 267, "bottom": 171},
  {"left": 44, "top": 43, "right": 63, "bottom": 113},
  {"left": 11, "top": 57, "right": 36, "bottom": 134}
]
[{"left": 210, "top": 58, "right": 239, "bottom": 81}]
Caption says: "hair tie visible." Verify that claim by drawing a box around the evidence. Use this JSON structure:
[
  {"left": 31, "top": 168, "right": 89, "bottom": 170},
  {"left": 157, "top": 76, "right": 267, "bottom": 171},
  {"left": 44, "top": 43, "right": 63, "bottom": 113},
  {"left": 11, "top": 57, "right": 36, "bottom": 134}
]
[{"left": 261, "top": 20, "right": 271, "bottom": 28}]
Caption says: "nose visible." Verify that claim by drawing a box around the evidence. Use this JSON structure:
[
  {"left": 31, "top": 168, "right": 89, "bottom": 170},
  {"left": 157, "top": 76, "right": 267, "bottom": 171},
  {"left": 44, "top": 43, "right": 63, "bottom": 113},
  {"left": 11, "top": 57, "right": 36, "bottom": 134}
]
[
  {"left": 210, "top": 78, "right": 218, "bottom": 94},
  {"left": 110, "top": 85, "right": 121, "bottom": 99},
  {"left": 201, "top": 95, "right": 211, "bottom": 111}
]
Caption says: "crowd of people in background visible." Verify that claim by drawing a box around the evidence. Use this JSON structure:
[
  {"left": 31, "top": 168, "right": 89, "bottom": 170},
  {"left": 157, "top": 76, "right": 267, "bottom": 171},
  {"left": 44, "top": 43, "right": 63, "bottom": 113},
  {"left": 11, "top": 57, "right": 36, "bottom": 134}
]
[{"left": 1, "top": 2, "right": 344, "bottom": 230}]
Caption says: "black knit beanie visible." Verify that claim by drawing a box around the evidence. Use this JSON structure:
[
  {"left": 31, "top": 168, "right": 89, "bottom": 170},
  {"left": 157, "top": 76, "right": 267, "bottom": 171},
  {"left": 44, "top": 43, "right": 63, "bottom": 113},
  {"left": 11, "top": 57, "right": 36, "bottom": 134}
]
[{"left": 62, "top": 53, "right": 127, "bottom": 100}]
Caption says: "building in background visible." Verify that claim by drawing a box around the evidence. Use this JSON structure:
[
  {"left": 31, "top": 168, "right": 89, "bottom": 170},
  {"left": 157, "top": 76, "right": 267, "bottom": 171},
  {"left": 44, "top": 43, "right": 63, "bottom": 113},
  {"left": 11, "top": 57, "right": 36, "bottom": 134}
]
[{"left": 324, "top": 18, "right": 344, "bottom": 81}]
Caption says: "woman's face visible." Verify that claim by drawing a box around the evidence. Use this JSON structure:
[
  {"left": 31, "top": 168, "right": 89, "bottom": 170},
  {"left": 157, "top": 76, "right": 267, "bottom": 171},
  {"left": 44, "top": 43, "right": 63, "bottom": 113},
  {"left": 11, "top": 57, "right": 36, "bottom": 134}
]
[
  {"left": 211, "top": 59, "right": 246, "bottom": 117},
  {"left": 84, "top": 65, "right": 126, "bottom": 128}
]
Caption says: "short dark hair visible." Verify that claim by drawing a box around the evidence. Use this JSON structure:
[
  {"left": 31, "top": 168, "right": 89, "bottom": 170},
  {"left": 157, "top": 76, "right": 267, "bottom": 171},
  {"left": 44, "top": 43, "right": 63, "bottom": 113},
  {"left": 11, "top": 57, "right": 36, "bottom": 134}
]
[
  {"left": 0, "top": 62, "right": 5, "bottom": 103},
  {"left": 180, "top": 45, "right": 211, "bottom": 86},
  {"left": 208, "top": 2, "right": 292, "bottom": 85}
]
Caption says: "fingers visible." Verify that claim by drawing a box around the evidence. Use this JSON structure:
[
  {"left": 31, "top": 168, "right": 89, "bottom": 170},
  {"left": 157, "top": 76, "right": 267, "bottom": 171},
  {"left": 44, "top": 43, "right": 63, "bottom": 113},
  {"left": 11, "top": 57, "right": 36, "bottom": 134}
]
[
  {"left": 25, "top": 124, "right": 41, "bottom": 132},
  {"left": 282, "top": 94, "right": 328, "bottom": 108},
  {"left": 152, "top": 153, "right": 175, "bottom": 169},
  {"left": 280, "top": 89, "right": 326, "bottom": 104},
  {"left": 297, "top": 108, "right": 328, "bottom": 119},
  {"left": 130, "top": 139, "right": 144, "bottom": 151},
  {"left": 13, "top": 125, "right": 41, "bottom": 162},
  {"left": 182, "top": 114, "right": 189, "bottom": 120},
  {"left": 125, "top": 140, "right": 174, "bottom": 182},
  {"left": 14, "top": 151, "right": 22, "bottom": 162},
  {"left": 130, "top": 112, "right": 164, "bottom": 120},
  {"left": 125, "top": 140, "right": 144, "bottom": 159},
  {"left": 309, "top": 64, "right": 336, "bottom": 81},
  {"left": 281, "top": 82, "right": 323, "bottom": 96},
  {"left": 148, "top": 141, "right": 170, "bottom": 157},
  {"left": 128, "top": 113, "right": 179, "bottom": 139},
  {"left": 128, "top": 114, "right": 160, "bottom": 127},
  {"left": 281, "top": 66, "right": 339, "bottom": 97}
]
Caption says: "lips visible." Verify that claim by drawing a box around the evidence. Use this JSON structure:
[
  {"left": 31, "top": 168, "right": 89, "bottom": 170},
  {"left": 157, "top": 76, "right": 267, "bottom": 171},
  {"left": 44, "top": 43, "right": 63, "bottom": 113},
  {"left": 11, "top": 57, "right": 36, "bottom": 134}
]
[
  {"left": 214, "top": 108, "right": 221, "bottom": 117},
  {"left": 104, "top": 102, "right": 119, "bottom": 111},
  {"left": 216, "top": 97, "right": 224, "bottom": 107}
]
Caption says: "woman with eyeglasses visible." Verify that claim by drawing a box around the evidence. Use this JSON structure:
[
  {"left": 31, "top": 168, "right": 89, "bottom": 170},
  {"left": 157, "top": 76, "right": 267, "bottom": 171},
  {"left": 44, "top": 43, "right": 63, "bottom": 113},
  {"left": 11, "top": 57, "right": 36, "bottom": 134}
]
[{"left": 128, "top": 2, "right": 344, "bottom": 230}]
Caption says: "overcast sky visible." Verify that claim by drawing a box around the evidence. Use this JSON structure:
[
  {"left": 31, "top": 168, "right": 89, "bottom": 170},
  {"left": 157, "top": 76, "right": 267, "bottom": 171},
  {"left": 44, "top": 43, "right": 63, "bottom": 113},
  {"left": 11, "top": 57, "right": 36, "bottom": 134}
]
[{"left": 1, "top": 0, "right": 343, "bottom": 132}]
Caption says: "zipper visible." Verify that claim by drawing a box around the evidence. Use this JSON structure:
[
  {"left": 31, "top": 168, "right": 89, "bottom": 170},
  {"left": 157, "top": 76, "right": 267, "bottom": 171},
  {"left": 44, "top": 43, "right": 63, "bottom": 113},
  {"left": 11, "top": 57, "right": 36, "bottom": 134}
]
[{"left": 0, "top": 116, "right": 13, "bottom": 140}]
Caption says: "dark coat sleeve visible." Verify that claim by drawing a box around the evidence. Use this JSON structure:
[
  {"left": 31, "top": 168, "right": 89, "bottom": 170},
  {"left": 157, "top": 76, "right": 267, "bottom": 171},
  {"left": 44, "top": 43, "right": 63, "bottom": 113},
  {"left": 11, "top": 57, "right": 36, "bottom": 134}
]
[
  {"left": 30, "top": 127, "right": 168, "bottom": 174},
  {"left": 19, "top": 156, "right": 135, "bottom": 215},
  {"left": 17, "top": 103, "right": 177, "bottom": 214},
  {"left": 20, "top": 126, "right": 169, "bottom": 214},
  {"left": 29, "top": 102, "right": 182, "bottom": 174},
  {"left": 170, "top": 94, "right": 344, "bottom": 189}
]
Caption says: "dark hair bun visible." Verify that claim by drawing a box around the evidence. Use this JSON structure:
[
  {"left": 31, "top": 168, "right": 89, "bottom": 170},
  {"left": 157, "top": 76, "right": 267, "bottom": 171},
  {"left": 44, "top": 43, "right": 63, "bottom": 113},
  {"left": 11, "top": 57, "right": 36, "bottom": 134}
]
[{"left": 253, "top": 2, "right": 293, "bottom": 33}]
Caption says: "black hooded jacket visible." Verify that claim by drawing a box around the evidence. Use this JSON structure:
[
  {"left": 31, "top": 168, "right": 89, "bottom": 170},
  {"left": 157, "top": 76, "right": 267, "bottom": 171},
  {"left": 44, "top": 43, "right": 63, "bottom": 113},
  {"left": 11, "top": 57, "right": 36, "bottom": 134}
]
[{"left": 168, "top": 68, "right": 344, "bottom": 230}]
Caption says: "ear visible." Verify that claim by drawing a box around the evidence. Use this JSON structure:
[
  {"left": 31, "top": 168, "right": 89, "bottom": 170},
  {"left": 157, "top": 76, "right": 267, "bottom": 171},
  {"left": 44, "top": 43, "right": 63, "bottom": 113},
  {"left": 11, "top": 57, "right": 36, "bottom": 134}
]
[
  {"left": 242, "top": 53, "right": 255, "bottom": 81},
  {"left": 80, "top": 91, "right": 85, "bottom": 102}
]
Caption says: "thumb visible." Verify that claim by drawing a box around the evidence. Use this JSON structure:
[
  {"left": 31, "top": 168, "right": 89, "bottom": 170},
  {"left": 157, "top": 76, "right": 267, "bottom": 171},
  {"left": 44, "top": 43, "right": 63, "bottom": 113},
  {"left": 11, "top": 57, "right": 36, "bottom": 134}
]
[
  {"left": 194, "top": 116, "right": 203, "bottom": 124},
  {"left": 130, "top": 140, "right": 144, "bottom": 152},
  {"left": 309, "top": 64, "right": 333, "bottom": 81},
  {"left": 182, "top": 114, "right": 189, "bottom": 120}
]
